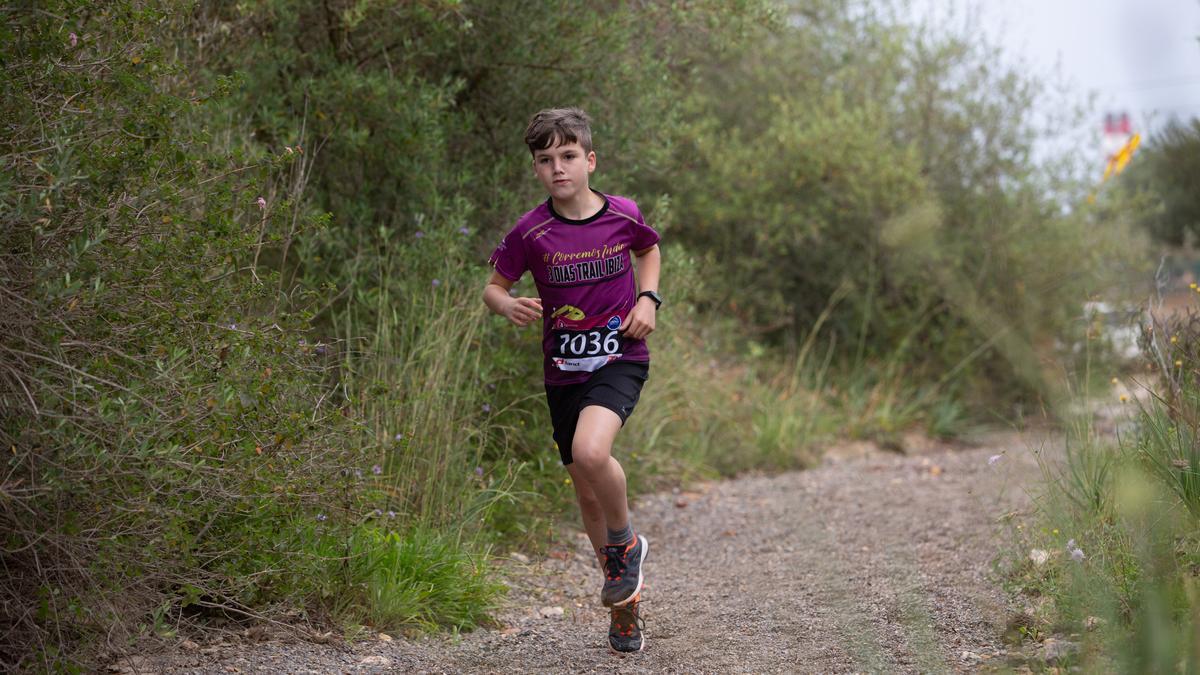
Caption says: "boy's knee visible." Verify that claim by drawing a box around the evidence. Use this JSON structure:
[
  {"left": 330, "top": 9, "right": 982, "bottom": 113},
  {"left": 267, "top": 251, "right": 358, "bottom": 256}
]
[{"left": 571, "top": 440, "right": 610, "bottom": 474}]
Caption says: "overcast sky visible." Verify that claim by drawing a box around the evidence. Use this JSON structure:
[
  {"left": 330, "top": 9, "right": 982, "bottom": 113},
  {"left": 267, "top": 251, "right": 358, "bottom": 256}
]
[{"left": 910, "top": 0, "right": 1200, "bottom": 160}]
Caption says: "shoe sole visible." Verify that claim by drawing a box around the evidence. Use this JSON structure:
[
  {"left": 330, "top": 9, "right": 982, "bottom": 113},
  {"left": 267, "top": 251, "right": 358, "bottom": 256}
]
[{"left": 609, "top": 535, "right": 648, "bottom": 608}]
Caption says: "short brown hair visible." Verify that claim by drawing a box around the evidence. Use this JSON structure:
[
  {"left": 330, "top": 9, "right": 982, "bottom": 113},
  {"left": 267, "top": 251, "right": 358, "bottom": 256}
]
[{"left": 524, "top": 107, "right": 593, "bottom": 155}]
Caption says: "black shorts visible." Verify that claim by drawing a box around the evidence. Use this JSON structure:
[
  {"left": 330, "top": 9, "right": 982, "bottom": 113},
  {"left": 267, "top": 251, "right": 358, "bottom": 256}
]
[{"left": 544, "top": 360, "right": 649, "bottom": 465}]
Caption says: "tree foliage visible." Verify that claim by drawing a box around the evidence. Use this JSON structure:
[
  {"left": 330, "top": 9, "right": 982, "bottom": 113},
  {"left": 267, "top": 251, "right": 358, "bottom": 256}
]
[{"left": 1121, "top": 118, "right": 1200, "bottom": 246}]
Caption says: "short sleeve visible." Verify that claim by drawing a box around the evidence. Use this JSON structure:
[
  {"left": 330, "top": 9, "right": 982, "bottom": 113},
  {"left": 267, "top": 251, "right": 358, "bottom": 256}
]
[
  {"left": 629, "top": 204, "right": 660, "bottom": 251},
  {"left": 488, "top": 225, "right": 527, "bottom": 281}
]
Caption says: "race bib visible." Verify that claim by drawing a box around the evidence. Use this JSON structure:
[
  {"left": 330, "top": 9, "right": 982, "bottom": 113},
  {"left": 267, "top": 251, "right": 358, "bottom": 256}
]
[{"left": 550, "top": 313, "right": 624, "bottom": 372}]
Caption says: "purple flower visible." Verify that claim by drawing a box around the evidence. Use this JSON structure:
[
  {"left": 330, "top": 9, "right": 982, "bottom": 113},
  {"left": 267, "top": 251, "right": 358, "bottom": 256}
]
[
  {"left": 988, "top": 454, "right": 1003, "bottom": 466},
  {"left": 415, "top": 231, "right": 425, "bottom": 239},
  {"left": 475, "top": 466, "right": 484, "bottom": 476},
  {"left": 69, "top": 32, "right": 78, "bottom": 48},
  {"left": 459, "top": 227, "right": 470, "bottom": 235},
  {"left": 316, "top": 513, "right": 327, "bottom": 522},
  {"left": 394, "top": 433, "right": 404, "bottom": 441},
  {"left": 256, "top": 196, "right": 267, "bottom": 210},
  {"left": 482, "top": 403, "right": 491, "bottom": 413},
  {"left": 432, "top": 279, "right": 441, "bottom": 288},
  {"left": 372, "top": 464, "right": 383, "bottom": 475},
  {"left": 314, "top": 345, "right": 328, "bottom": 356},
  {"left": 353, "top": 468, "right": 363, "bottom": 479},
  {"left": 486, "top": 383, "right": 496, "bottom": 391},
  {"left": 371, "top": 509, "right": 382, "bottom": 518},
  {"left": 386, "top": 510, "right": 396, "bottom": 518}
]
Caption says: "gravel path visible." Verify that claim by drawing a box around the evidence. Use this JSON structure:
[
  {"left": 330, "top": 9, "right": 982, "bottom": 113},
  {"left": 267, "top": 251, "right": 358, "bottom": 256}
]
[{"left": 127, "top": 430, "right": 1049, "bottom": 674}]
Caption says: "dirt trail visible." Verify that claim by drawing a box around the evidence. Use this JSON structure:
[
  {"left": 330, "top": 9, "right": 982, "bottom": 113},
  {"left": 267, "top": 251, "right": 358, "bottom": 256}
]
[{"left": 134, "top": 430, "right": 1050, "bottom": 674}]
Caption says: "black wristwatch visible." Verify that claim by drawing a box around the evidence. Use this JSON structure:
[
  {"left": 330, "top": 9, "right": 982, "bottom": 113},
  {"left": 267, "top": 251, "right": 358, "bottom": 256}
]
[{"left": 637, "top": 290, "right": 662, "bottom": 310}]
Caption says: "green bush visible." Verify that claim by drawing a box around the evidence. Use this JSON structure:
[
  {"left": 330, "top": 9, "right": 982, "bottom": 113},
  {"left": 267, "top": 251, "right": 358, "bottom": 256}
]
[{"left": 661, "top": 7, "right": 1145, "bottom": 407}]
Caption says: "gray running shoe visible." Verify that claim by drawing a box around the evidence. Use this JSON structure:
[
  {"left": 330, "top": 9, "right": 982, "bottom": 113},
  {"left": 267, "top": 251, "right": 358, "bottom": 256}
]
[
  {"left": 601, "top": 534, "right": 648, "bottom": 607},
  {"left": 608, "top": 593, "right": 645, "bottom": 653}
]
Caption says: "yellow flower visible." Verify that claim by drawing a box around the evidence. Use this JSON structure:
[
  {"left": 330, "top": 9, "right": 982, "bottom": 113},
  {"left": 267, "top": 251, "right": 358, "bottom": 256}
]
[
  {"left": 1052, "top": 529, "right": 1059, "bottom": 535},
  {"left": 1110, "top": 377, "right": 1119, "bottom": 385},
  {"left": 1192, "top": 283, "right": 1198, "bottom": 290},
  {"left": 1171, "top": 335, "right": 1178, "bottom": 344},
  {"left": 1176, "top": 360, "right": 1184, "bottom": 367},
  {"left": 1120, "top": 394, "right": 1128, "bottom": 403},
  {"left": 563, "top": 478, "right": 572, "bottom": 485}
]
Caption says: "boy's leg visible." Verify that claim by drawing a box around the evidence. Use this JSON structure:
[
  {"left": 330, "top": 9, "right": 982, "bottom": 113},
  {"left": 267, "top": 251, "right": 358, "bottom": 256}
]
[
  {"left": 565, "top": 461, "right": 608, "bottom": 569},
  {"left": 569, "top": 405, "right": 629, "bottom": 533},
  {"left": 571, "top": 404, "right": 648, "bottom": 608}
]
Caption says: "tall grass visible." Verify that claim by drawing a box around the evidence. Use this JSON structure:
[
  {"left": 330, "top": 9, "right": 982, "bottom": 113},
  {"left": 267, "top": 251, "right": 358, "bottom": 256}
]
[{"left": 1010, "top": 302, "right": 1200, "bottom": 671}]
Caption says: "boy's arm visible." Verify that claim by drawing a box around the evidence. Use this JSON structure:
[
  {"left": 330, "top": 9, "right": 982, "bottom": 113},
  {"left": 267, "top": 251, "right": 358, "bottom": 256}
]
[
  {"left": 620, "top": 244, "right": 661, "bottom": 340},
  {"left": 483, "top": 270, "right": 542, "bottom": 327}
]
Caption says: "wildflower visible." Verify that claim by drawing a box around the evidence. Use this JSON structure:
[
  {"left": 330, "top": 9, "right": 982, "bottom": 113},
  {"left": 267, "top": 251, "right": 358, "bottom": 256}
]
[
  {"left": 256, "top": 196, "right": 266, "bottom": 209},
  {"left": 988, "top": 454, "right": 1003, "bottom": 466},
  {"left": 372, "top": 464, "right": 383, "bottom": 475},
  {"left": 459, "top": 227, "right": 470, "bottom": 235},
  {"left": 353, "top": 468, "right": 363, "bottom": 479},
  {"left": 1192, "top": 283, "right": 1198, "bottom": 290},
  {"left": 564, "top": 477, "right": 572, "bottom": 485},
  {"left": 1110, "top": 377, "right": 1118, "bottom": 385},
  {"left": 69, "top": 32, "right": 78, "bottom": 47},
  {"left": 1176, "top": 360, "right": 1184, "bottom": 368},
  {"left": 432, "top": 278, "right": 441, "bottom": 287},
  {"left": 475, "top": 466, "right": 484, "bottom": 476},
  {"left": 386, "top": 510, "right": 396, "bottom": 518},
  {"left": 1119, "top": 394, "right": 1128, "bottom": 403},
  {"left": 415, "top": 231, "right": 425, "bottom": 239},
  {"left": 371, "top": 509, "right": 382, "bottom": 517},
  {"left": 1052, "top": 528, "right": 1059, "bottom": 535},
  {"left": 487, "top": 383, "right": 496, "bottom": 390},
  {"left": 482, "top": 403, "right": 491, "bottom": 413},
  {"left": 316, "top": 513, "right": 327, "bottom": 522},
  {"left": 1067, "top": 540, "right": 1085, "bottom": 562},
  {"left": 1030, "top": 549, "right": 1049, "bottom": 566},
  {"left": 394, "top": 433, "right": 404, "bottom": 441},
  {"left": 1171, "top": 335, "right": 1179, "bottom": 344}
]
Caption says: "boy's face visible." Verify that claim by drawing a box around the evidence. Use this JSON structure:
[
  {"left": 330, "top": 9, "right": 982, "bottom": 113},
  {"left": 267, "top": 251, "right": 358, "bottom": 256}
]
[{"left": 532, "top": 138, "right": 596, "bottom": 202}]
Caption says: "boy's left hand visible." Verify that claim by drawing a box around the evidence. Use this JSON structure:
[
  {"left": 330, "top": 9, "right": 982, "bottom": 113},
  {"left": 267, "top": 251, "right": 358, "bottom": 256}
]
[{"left": 619, "top": 296, "right": 657, "bottom": 340}]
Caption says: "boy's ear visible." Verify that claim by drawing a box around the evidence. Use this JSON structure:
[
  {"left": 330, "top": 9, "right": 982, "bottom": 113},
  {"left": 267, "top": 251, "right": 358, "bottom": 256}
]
[{"left": 587, "top": 150, "right": 596, "bottom": 173}]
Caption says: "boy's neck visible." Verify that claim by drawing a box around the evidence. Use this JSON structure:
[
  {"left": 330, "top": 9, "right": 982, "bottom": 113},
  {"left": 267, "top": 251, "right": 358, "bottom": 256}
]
[{"left": 550, "top": 188, "right": 605, "bottom": 221}]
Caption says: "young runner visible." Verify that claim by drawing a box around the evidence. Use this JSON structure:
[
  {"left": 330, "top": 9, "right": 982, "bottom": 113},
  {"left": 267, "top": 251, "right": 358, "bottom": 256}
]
[{"left": 482, "top": 107, "right": 662, "bottom": 653}]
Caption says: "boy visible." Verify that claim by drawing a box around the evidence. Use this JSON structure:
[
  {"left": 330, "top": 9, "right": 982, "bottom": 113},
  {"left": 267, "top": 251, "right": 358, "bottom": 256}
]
[{"left": 482, "top": 107, "right": 662, "bottom": 654}]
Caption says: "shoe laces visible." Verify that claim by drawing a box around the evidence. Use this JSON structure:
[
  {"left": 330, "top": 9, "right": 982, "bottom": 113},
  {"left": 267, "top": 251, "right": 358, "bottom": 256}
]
[
  {"left": 609, "top": 597, "right": 646, "bottom": 637},
  {"left": 602, "top": 543, "right": 630, "bottom": 582}
]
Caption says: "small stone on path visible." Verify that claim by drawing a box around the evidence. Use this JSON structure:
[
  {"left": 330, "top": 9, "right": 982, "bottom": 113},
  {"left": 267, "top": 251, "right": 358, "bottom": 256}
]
[{"left": 538, "top": 606, "right": 564, "bottom": 619}]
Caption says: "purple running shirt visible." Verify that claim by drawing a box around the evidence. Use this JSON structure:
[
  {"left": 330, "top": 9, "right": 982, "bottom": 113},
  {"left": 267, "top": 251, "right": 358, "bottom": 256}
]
[{"left": 489, "top": 192, "right": 660, "bottom": 386}]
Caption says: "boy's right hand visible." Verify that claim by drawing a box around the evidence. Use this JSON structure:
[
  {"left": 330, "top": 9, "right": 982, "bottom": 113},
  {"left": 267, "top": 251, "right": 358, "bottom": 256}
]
[{"left": 504, "top": 297, "right": 543, "bottom": 327}]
